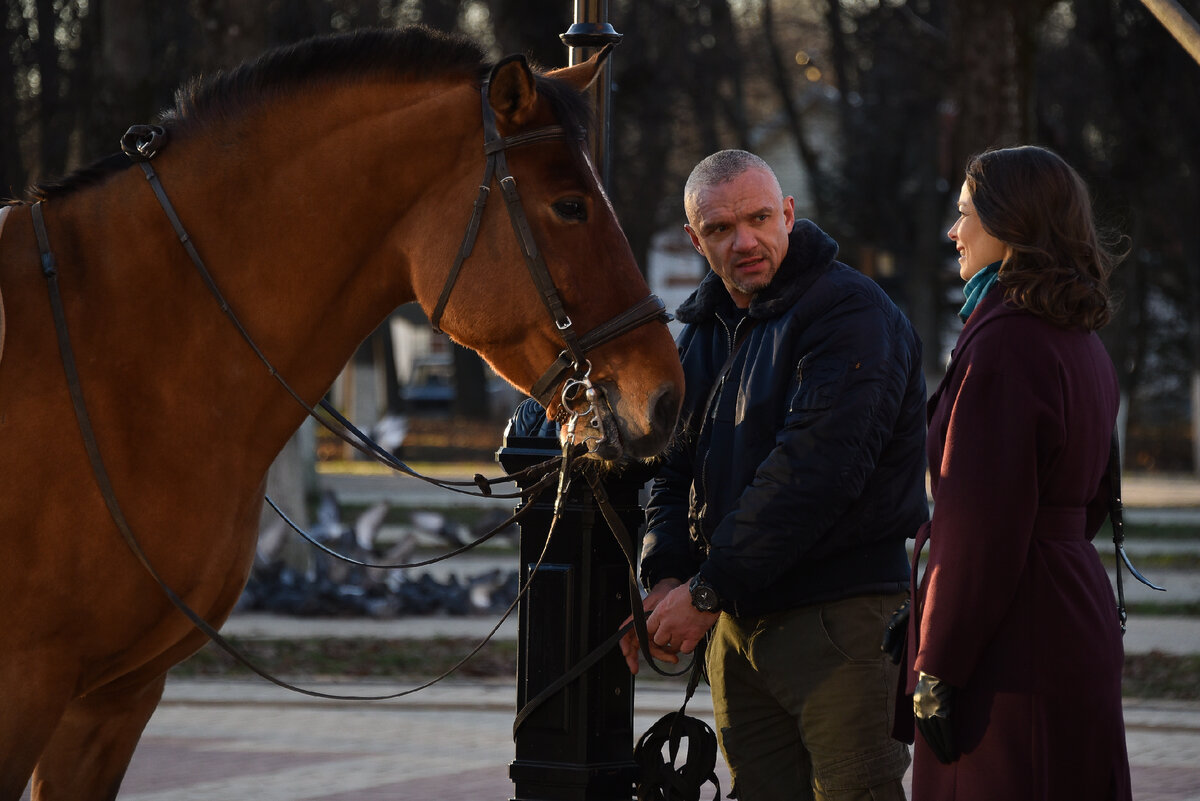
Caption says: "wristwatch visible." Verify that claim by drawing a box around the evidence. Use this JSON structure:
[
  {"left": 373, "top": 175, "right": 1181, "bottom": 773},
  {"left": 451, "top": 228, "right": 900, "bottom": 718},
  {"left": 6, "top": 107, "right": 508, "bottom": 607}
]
[{"left": 689, "top": 575, "right": 722, "bottom": 613}]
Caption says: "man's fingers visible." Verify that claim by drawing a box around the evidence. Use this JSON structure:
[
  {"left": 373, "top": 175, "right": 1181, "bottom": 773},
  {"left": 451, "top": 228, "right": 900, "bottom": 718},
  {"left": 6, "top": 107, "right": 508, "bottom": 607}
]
[
  {"left": 619, "top": 624, "right": 649, "bottom": 674},
  {"left": 649, "top": 645, "right": 680, "bottom": 664}
]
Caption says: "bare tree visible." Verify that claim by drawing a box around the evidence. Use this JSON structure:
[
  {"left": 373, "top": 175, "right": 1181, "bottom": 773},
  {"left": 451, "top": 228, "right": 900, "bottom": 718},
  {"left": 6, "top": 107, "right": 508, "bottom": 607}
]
[
  {"left": 489, "top": 0, "right": 569, "bottom": 67},
  {"left": 6, "top": 0, "right": 1197, "bottom": 469},
  {"left": 0, "top": 0, "right": 23, "bottom": 197},
  {"left": 760, "top": 0, "right": 827, "bottom": 218},
  {"left": 418, "top": 0, "right": 464, "bottom": 32}
]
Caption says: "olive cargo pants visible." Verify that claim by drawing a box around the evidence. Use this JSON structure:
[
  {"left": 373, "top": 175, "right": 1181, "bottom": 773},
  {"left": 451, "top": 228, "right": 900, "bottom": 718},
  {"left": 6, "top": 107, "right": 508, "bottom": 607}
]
[{"left": 707, "top": 593, "right": 910, "bottom": 801}]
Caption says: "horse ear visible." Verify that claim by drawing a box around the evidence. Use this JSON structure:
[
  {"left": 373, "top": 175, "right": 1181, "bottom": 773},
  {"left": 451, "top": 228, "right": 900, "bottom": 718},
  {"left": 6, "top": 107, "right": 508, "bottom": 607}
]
[
  {"left": 488, "top": 54, "right": 539, "bottom": 128},
  {"left": 545, "top": 44, "right": 615, "bottom": 92}
]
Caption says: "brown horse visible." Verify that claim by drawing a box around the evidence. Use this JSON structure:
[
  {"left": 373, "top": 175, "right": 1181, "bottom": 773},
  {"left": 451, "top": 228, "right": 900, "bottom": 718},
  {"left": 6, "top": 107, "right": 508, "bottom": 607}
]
[{"left": 0, "top": 27, "right": 683, "bottom": 800}]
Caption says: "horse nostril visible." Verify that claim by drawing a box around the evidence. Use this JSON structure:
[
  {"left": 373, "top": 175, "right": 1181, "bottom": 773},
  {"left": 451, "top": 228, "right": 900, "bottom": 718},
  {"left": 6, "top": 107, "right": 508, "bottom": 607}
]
[{"left": 650, "top": 384, "right": 681, "bottom": 436}]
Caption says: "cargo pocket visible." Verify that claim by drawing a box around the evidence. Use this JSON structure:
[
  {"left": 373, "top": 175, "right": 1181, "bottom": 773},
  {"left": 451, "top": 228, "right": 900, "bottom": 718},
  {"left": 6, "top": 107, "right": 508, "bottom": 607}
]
[{"left": 789, "top": 355, "right": 848, "bottom": 414}]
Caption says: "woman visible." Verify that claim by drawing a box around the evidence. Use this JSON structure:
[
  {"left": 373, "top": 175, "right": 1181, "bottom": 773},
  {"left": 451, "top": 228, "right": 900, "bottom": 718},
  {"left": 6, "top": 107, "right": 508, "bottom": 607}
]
[{"left": 901, "top": 145, "right": 1132, "bottom": 799}]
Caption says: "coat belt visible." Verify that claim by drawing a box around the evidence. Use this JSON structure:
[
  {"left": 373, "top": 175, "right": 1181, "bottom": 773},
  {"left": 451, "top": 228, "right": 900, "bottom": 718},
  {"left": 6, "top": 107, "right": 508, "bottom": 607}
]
[{"left": 1030, "top": 505, "right": 1088, "bottom": 540}]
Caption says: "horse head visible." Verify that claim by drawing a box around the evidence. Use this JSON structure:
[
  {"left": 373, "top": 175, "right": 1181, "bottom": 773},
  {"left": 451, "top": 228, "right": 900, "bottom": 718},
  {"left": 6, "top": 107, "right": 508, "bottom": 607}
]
[{"left": 419, "top": 49, "right": 683, "bottom": 461}]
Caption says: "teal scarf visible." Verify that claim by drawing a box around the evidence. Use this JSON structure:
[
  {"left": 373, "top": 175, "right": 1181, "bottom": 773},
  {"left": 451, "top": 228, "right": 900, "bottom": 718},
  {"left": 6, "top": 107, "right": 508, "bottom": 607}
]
[{"left": 959, "top": 261, "right": 1002, "bottom": 322}]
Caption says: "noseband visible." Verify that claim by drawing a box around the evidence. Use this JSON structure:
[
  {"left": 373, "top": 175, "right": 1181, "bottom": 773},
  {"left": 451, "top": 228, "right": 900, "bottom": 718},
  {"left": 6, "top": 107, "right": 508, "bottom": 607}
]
[{"left": 429, "top": 79, "right": 670, "bottom": 419}]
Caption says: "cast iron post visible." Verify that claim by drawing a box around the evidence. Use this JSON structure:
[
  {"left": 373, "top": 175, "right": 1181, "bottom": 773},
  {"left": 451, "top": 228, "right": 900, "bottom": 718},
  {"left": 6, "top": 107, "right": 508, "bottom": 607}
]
[
  {"left": 498, "top": 7, "right": 639, "bottom": 798},
  {"left": 498, "top": 431, "right": 648, "bottom": 801},
  {"left": 560, "top": 1, "right": 622, "bottom": 187}
]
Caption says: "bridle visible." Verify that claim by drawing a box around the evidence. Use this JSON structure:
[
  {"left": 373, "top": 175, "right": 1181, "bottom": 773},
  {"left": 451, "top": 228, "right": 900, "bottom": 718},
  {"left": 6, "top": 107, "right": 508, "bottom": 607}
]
[
  {"left": 106, "top": 74, "right": 669, "bottom": 476},
  {"left": 27, "top": 72, "right": 683, "bottom": 701},
  {"left": 428, "top": 77, "right": 671, "bottom": 428},
  {"left": 119, "top": 76, "right": 670, "bottom": 451}
]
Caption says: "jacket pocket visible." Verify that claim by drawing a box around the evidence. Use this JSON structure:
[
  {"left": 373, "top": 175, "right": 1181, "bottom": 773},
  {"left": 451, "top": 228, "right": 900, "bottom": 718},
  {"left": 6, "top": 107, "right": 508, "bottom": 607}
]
[{"left": 789, "top": 354, "right": 848, "bottom": 413}]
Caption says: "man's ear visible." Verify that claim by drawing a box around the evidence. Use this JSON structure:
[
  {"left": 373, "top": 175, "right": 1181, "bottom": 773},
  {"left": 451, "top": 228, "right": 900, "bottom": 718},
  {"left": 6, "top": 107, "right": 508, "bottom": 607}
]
[{"left": 488, "top": 54, "right": 538, "bottom": 128}]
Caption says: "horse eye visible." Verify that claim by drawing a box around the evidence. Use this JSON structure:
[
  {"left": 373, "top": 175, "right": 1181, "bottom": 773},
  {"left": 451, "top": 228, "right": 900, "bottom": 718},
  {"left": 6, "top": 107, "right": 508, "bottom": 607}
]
[{"left": 553, "top": 198, "right": 587, "bottom": 222}]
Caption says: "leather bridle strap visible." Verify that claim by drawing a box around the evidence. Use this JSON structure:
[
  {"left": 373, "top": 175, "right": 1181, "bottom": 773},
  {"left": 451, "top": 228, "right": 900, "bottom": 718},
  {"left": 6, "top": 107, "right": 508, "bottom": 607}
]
[
  {"left": 31, "top": 197, "right": 576, "bottom": 702},
  {"left": 529, "top": 294, "right": 669, "bottom": 406},
  {"left": 1107, "top": 429, "right": 1165, "bottom": 633},
  {"left": 512, "top": 463, "right": 691, "bottom": 736},
  {"left": 429, "top": 84, "right": 576, "bottom": 345},
  {"left": 430, "top": 81, "right": 670, "bottom": 411},
  {"left": 115, "top": 125, "right": 517, "bottom": 498}
]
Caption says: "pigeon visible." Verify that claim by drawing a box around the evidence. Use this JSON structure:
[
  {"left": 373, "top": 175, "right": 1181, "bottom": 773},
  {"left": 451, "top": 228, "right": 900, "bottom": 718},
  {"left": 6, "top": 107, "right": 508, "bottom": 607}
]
[{"left": 355, "top": 501, "right": 390, "bottom": 551}]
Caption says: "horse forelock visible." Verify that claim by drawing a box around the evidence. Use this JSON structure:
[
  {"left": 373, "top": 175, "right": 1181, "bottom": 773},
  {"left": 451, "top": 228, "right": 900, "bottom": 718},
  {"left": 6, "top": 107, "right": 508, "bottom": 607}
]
[{"left": 531, "top": 72, "right": 594, "bottom": 141}]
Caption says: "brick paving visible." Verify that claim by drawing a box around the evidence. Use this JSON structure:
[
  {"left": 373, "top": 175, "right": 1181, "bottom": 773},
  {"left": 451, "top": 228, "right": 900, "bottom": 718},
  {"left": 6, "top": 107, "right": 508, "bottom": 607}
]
[{"left": 18, "top": 679, "right": 1200, "bottom": 800}]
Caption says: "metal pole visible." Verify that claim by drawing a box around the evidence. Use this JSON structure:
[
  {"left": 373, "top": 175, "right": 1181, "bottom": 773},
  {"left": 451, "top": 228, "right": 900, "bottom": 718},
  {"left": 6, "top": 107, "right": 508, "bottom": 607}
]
[
  {"left": 1139, "top": 0, "right": 1200, "bottom": 67},
  {"left": 561, "top": 1, "right": 622, "bottom": 188},
  {"left": 500, "top": 434, "right": 648, "bottom": 801}
]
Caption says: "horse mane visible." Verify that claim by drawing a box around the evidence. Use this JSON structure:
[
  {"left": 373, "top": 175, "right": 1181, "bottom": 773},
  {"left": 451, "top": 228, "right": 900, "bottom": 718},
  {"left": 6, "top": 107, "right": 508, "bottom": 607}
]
[
  {"left": 24, "top": 25, "right": 591, "bottom": 202},
  {"left": 165, "top": 26, "right": 489, "bottom": 135}
]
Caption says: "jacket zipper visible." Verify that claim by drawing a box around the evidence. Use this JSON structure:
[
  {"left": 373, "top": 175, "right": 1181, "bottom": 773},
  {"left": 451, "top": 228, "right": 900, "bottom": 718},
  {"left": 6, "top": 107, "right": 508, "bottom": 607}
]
[{"left": 698, "top": 314, "right": 745, "bottom": 542}]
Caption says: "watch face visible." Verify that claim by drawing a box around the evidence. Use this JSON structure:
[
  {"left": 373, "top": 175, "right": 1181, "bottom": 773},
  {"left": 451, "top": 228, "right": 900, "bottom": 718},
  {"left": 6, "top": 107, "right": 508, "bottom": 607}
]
[{"left": 691, "top": 582, "right": 719, "bottom": 612}]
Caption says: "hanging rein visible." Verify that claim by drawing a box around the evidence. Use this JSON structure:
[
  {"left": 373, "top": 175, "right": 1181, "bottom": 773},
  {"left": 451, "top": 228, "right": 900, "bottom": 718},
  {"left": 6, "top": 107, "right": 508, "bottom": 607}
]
[{"left": 32, "top": 80, "right": 684, "bottom": 701}]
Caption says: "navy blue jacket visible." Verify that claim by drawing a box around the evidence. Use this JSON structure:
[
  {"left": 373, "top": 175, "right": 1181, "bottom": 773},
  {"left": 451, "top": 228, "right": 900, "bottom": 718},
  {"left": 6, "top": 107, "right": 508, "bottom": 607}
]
[{"left": 640, "top": 221, "right": 928, "bottom": 616}]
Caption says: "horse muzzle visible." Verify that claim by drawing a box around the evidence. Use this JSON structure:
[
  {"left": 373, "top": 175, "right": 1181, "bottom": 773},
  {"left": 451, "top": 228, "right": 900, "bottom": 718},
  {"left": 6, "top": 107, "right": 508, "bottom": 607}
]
[{"left": 561, "top": 376, "right": 678, "bottom": 462}]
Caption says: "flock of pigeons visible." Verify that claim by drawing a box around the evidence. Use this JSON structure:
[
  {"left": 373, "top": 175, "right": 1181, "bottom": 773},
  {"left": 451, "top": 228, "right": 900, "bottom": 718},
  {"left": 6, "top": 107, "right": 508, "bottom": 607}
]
[{"left": 238, "top": 490, "right": 521, "bottom": 618}]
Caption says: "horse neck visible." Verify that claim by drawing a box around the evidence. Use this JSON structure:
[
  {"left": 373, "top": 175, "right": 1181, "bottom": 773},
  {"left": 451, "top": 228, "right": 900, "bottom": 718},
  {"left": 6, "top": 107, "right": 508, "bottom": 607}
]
[{"left": 53, "top": 79, "right": 483, "bottom": 467}]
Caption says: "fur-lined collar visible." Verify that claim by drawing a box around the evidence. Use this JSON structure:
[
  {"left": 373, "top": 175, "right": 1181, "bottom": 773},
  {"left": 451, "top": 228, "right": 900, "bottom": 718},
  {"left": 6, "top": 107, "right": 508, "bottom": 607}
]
[{"left": 675, "top": 219, "right": 840, "bottom": 324}]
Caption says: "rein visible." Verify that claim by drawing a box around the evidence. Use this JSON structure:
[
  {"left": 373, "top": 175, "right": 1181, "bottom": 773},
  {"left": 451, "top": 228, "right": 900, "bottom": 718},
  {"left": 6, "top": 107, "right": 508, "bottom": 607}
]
[
  {"left": 118, "top": 124, "right": 516, "bottom": 500},
  {"left": 30, "top": 205, "right": 590, "bottom": 699},
  {"left": 30, "top": 77, "right": 678, "bottom": 703},
  {"left": 1107, "top": 431, "right": 1166, "bottom": 633},
  {"left": 114, "top": 76, "right": 669, "bottom": 475}
]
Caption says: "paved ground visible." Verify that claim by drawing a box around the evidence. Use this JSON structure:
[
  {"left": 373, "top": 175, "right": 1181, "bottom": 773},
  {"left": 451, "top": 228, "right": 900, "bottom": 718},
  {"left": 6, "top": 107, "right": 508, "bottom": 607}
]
[
  {"left": 22, "top": 677, "right": 1200, "bottom": 800},
  {"left": 19, "top": 468, "right": 1200, "bottom": 800}
]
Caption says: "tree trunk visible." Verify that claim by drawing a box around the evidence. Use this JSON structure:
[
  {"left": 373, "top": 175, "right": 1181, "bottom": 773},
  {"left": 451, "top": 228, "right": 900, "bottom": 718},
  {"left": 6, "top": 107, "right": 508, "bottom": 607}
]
[
  {"left": 452, "top": 342, "right": 490, "bottom": 419},
  {"left": 489, "top": 0, "right": 570, "bottom": 68},
  {"left": 0, "top": 0, "right": 23, "bottom": 198},
  {"left": 419, "top": 0, "right": 463, "bottom": 32},
  {"left": 35, "top": 0, "right": 71, "bottom": 178},
  {"left": 946, "top": 0, "right": 1022, "bottom": 166},
  {"left": 87, "top": 0, "right": 153, "bottom": 167},
  {"left": 260, "top": 421, "right": 317, "bottom": 572},
  {"left": 761, "top": 0, "right": 825, "bottom": 219}
]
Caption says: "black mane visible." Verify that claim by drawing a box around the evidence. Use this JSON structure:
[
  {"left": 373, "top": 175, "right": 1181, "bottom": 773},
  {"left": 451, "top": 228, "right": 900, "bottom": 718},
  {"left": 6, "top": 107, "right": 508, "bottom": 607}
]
[
  {"left": 25, "top": 26, "right": 592, "bottom": 202},
  {"left": 166, "top": 26, "right": 488, "bottom": 135}
]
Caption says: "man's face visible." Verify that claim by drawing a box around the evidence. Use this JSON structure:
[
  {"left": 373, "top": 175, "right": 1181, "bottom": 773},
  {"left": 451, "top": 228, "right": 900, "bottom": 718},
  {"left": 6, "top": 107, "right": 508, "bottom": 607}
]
[{"left": 685, "top": 167, "right": 795, "bottom": 308}]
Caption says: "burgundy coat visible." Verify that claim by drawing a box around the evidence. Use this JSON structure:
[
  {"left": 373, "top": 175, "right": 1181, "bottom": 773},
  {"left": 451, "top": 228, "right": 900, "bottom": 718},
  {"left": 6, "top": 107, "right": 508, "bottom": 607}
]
[{"left": 901, "top": 289, "right": 1132, "bottom": 800}]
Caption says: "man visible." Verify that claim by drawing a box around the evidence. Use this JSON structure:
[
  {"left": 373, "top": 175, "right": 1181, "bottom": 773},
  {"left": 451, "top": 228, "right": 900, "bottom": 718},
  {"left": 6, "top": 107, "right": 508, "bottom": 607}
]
[{"left": 620, "top": 150, "right": 927, "bottom": 800}]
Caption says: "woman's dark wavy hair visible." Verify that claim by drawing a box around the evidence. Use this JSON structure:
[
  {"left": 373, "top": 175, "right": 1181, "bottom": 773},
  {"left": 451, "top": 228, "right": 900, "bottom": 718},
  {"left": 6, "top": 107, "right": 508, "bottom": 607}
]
[{"left": 966, "top": 145, "right": 1120, "bottom": 331}]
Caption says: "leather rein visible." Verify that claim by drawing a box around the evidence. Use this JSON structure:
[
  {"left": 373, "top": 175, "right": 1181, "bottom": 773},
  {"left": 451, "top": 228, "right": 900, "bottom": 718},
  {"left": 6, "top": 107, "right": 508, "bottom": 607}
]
[{"left": 30, "top": 81, "right": 682, "bottom": 701}]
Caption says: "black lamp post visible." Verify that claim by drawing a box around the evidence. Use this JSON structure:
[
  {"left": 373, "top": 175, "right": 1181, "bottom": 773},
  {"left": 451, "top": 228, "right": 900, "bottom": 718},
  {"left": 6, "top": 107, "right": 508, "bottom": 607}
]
[
  {"left": 499, "top": 7, "right": 641, "bottom": 799},
  {"left": 499, "top": 433, "right": 648, "bottom": 801},
  {"left": 560, "top": 1, "right": 622, "bottom": 189}
]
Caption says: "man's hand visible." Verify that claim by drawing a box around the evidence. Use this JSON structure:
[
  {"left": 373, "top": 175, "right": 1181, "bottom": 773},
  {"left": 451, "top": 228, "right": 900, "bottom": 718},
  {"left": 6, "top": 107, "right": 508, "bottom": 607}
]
[
  {"left": 619, "top": 579, "right": 679, "bottom": 674},
  {"left": 619, "top": 578, "right": 719, "bottom": 674},
  {"left": 881, "top": 598, "right": 910, "bottom": 665}
]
